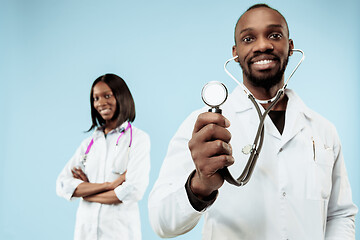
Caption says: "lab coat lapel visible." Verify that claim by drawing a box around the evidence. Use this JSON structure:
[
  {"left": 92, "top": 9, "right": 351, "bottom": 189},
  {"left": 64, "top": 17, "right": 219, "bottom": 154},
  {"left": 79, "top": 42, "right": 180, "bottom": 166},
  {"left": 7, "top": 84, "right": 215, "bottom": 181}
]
[
  {"left": 227, "top": 86, "right": 257, "bottom": 135},
  {"left": 224, "top": 86, "right": 259, "bottom": 176},
  {"left": 280, "top": 89, "right": 312, "bottom": 148},
  {"left": 226, "top": 87, "right": 258, "bottom": 148},
  {"left": 228, "top": 86, "right": 253, "bottom": 113},
  {"left": 281, "top": 111, "right": 306, "bottom": 148},
  {"left": 93, "top": 129, "right": 107, "bottom": 179},
  {"left": 225, "top": 87, "right": 311, "bottom": 153},
  {"left": 231, "top": 86, "right": 282, "bottom": 140},
  {"left": 264, "top": 114, "right": 282, "bottom": 140}
]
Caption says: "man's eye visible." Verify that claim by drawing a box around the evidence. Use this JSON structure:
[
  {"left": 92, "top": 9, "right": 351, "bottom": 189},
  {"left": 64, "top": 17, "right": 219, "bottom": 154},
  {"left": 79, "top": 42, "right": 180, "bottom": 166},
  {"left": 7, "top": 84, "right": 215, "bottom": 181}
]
[
  {"left": 242, "top": 37, "right": 254, "bottom": 43},
  {"left": 269, "top": 33, "right": 282, "bottom": 40}
]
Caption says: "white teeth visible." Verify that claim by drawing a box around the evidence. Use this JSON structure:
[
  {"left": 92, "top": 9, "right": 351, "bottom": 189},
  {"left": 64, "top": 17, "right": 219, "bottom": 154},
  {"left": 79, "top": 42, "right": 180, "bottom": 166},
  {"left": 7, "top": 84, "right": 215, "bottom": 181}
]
[
  {"left": 100, "top": 109, "right": 111, "bottom": 113},
  {"left": 254, "top": 59, "right": 273, "bottom": 65}
]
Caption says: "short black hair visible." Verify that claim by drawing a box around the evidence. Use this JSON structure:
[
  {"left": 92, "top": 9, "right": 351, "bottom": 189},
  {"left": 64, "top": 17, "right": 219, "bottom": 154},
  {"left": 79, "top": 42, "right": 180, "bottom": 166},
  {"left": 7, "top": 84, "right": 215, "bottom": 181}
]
[
  {"left": 234, "top": 3, "right": 290, "bottom": 45},
  {"left": 88, "top": 73, "right": 135, "bottom": 132}
]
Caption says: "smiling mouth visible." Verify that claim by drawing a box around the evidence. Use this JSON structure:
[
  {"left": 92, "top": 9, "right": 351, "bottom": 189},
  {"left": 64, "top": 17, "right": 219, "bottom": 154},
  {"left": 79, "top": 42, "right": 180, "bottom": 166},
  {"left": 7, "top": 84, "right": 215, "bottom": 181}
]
[
  {"left": 250, "top": 58, "right": 278, "bottom": 71},
  {"left": 99, "top": 109, "right": 112, "bottom": 114},
  {"left": 253, "top": 59, "right": 274, "bottom": 65}
]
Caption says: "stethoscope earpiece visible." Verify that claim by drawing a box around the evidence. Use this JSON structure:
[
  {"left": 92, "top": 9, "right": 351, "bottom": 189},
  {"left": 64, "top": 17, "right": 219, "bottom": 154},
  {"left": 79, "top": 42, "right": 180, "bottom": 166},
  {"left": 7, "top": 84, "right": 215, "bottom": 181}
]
[{"left": 224, "top": 49, "right": 305, "bottom": 104}]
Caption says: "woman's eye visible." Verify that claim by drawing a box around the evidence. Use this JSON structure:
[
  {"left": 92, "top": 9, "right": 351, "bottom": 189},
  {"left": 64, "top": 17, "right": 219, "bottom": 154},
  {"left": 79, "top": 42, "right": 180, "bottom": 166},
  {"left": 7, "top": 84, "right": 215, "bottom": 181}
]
[
  {"left": 269, "top": 33, "right": 282, "bottom": 40},
  {"left": 94, "top": 97, "right": 99, "bottom": 101},
  {"left": 105, "top": 94, "right": 112, "bottom": 99}
]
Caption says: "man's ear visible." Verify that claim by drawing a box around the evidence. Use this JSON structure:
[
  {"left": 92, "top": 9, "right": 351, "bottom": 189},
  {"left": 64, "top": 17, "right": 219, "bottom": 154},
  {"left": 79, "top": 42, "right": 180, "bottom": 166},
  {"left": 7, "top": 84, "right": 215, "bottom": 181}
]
[
  {"left": 288, "top": 39, "right": 294, "bottom": 56},
  {"left": 232, "top": 45, "right": 239, "bottom": 62}
]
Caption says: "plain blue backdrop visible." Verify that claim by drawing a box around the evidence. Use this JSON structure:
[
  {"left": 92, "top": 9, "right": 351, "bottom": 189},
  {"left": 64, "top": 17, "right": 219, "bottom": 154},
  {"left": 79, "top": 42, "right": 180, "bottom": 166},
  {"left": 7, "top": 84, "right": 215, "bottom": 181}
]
[{"left": 1, "top": 0, "right": 359, "bottom": 239}]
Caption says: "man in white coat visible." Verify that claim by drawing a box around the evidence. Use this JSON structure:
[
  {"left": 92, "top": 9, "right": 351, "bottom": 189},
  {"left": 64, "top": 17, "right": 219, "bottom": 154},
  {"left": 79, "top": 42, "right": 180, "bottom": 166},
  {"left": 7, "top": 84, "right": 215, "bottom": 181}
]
[{"left": 148, "top": 4, "right": 357, "bottom": 240}]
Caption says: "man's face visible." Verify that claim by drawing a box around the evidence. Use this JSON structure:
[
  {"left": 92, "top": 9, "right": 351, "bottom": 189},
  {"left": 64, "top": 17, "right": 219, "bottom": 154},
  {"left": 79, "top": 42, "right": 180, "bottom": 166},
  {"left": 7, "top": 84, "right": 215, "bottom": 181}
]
[{"left": 232, "top": 7, "right": 294, "bottom": 90}]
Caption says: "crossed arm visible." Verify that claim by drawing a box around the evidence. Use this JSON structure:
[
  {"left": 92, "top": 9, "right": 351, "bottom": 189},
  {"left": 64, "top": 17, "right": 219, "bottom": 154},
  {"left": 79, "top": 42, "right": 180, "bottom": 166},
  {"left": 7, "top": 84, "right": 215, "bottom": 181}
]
[{"left": 71, "top": 167, "right": 126, "bottom": 204}]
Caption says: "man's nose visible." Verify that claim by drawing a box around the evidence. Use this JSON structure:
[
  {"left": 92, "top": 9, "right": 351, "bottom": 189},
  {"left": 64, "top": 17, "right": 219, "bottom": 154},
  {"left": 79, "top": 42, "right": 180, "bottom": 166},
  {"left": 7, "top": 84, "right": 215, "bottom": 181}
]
[{"left": 253, "top": 37, "right": 274, "bottom": 53}]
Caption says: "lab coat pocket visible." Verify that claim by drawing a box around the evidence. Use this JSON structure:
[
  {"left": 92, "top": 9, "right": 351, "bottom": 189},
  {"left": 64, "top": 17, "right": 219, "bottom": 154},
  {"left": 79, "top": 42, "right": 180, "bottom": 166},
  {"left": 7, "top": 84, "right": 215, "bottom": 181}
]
[{"left": 306, "top": 147, "right": 334, "bottom": 200}]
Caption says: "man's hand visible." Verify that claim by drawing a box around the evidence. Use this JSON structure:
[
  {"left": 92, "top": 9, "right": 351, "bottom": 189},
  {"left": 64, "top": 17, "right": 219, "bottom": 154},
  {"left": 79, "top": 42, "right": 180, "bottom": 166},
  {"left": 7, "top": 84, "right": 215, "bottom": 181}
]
[
  {"left": 188, "top": 112, "right": 234, "bottom": 199},
  {"left": 72, "top": 167, "right": 89, "bottom": 182}
]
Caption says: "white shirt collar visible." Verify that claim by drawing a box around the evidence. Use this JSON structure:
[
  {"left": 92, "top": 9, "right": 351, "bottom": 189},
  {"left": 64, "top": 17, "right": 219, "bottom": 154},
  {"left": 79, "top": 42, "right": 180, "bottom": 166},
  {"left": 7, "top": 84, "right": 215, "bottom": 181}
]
[
  {"left": 92, "top": 121, "right": 129, "bottom": 139},
  {"left": 227, "top": 86, "right": 313, "bottom": 119}
]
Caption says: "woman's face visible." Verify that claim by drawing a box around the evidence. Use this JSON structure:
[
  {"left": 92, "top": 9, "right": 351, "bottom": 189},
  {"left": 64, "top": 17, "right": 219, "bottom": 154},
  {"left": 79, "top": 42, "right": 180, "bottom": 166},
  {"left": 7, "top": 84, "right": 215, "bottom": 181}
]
[{"left": 93, "top": 81, "right": 117, "bottom": 122}]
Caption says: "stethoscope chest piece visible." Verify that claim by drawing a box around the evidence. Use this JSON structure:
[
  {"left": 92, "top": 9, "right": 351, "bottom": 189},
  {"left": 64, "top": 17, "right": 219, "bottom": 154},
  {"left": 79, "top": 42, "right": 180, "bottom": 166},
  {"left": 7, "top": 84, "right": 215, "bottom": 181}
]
[{"left": 201, "top": 81, "right": 228, "bottom": 113}]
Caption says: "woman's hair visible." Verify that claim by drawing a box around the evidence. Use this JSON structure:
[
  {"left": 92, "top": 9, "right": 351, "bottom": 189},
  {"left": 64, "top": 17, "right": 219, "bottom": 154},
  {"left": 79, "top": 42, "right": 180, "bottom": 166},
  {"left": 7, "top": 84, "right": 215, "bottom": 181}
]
[{"left": 88, "top": 73, "right": 135, "bottom": 131}]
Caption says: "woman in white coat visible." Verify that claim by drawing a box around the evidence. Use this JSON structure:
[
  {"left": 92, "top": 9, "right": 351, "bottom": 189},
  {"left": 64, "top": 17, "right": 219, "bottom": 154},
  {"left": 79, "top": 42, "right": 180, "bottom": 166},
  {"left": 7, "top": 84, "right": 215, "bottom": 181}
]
[{"left": 56, "top": 73, "right": 150, "bottom": 240}]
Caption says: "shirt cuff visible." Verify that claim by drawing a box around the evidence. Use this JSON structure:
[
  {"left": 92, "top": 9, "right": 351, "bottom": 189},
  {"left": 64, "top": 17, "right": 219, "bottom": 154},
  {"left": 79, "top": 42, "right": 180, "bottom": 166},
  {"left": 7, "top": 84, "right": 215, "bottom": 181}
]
[
  {"left": 185, "top": 170, "right": 218, "bottom": 212},
  {"left": 64, "top": 178, "right": 83, "bottom": 201},
  {"left": 114, "top": 182, "right": 136, "bottom": 203}
]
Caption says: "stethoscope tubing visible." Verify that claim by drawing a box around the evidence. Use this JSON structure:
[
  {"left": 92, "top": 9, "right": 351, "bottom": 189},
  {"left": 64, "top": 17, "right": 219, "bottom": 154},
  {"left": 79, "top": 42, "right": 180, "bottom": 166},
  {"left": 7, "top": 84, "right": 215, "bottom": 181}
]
[
  {"left": 81, "top": 122, "right": 133, "bottom": 168},
  {"left": 220, "top": 49, "right": 305, "bottom": 186},
  {"left": 223, "top": 49, "right": 305, "bottom": 104}
]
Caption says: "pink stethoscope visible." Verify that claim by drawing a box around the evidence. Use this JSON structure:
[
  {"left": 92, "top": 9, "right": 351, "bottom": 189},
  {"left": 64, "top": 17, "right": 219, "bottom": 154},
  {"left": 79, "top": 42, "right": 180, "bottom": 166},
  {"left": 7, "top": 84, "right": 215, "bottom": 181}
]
[{"left": 80, "top": 122, "right": 133, "bottom": 170}]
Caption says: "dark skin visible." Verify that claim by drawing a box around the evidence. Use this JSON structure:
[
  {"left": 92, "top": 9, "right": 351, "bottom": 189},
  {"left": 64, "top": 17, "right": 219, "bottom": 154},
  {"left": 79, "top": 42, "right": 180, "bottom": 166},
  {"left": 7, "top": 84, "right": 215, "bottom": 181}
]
[
  {"left": 188, "top": 114, "right": 233, "bottom": 198},
  {"left": 72, "top": 168, "right": 126, "bottom": 204},
  {"left": 233, "top": 7, "right": 293, "bottom": 110},
  {"left": 71, "top": 82, "right": 126, "bottom": 204},
  {"left": 189, "top": 7, "right": 294, "bottom": 199}
]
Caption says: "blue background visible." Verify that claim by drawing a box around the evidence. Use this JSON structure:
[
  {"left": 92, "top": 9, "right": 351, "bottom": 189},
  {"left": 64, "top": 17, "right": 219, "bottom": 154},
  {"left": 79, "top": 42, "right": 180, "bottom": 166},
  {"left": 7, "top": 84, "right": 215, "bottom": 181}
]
[{"left": 1, "top": 0, "right": 359, "bottom": 239}]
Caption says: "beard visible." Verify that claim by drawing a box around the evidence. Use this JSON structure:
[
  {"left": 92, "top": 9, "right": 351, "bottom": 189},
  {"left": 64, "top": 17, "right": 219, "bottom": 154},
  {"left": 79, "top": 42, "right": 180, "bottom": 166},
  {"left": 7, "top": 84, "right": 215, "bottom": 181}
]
[{"left": 240, "top": 54, "right": 289, "bottom": 90}]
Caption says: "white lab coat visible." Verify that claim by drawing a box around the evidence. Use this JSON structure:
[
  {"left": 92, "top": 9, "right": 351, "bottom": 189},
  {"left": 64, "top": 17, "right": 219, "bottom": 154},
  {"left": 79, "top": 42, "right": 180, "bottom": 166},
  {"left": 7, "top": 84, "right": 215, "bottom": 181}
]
[
  {"left": 57, "top": 121, "right": 150, "bottom": 240},
  {"left": 148, "top": 87, "right": 357, "bottom": 240}
]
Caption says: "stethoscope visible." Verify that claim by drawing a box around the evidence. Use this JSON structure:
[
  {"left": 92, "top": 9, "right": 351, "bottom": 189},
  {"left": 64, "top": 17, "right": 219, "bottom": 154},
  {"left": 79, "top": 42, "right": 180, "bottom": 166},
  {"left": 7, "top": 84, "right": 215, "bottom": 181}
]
[
  {"left": 201, "top": 49, "right": 305, "bottom": 186},
  {"left": 80, "top": 122, "right": 133, "bottom": 174}
]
